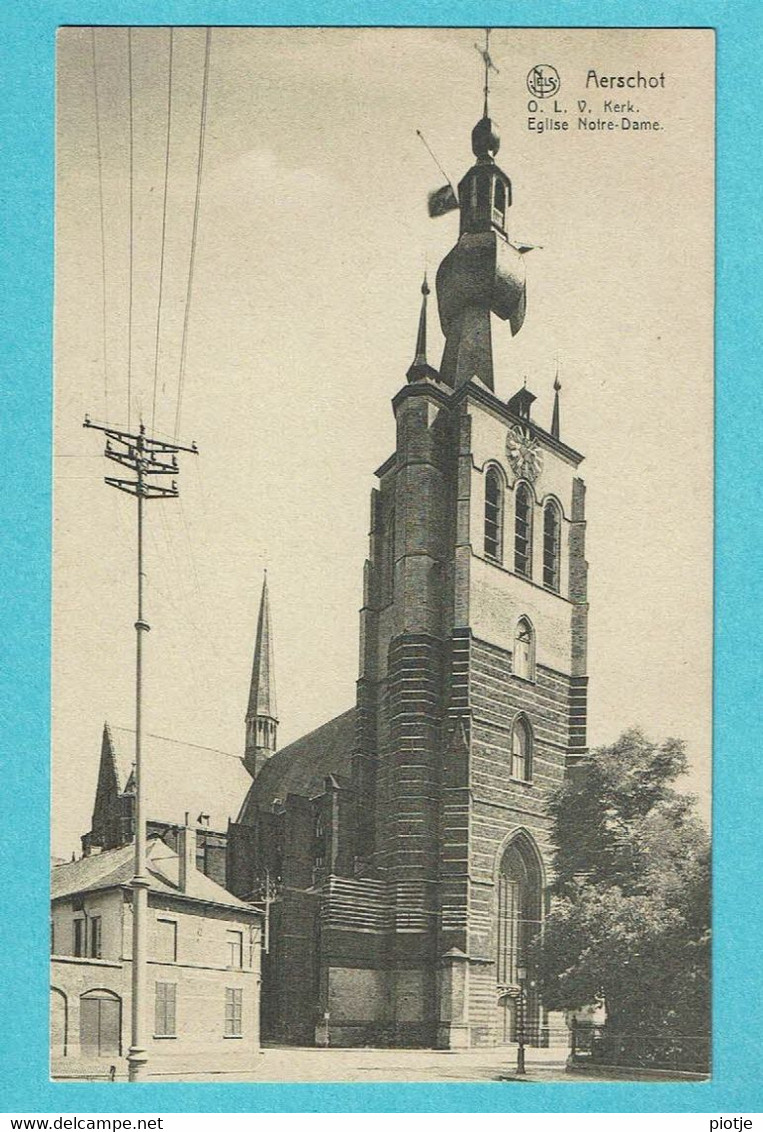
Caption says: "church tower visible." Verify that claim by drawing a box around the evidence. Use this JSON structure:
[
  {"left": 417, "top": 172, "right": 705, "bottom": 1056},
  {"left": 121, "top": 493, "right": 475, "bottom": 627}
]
[
  {"left": 349, "top": 91, "right": 588, "bottom": 1048},
  {"left": 230, "top": 52, "right": 589, "bottom": 1050},
  {"left": 244, "top": 572, "right": 278, "bottom": 778}
]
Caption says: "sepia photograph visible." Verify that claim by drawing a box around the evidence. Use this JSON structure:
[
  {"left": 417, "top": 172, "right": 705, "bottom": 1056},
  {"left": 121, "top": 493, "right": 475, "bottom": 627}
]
[{"left": 51, "top": 26, "right": 714, "bottom": 1084}]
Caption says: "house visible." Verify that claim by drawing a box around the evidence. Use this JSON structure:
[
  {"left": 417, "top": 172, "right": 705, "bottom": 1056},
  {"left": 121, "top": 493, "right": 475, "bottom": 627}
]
[{"left": 51, "top": 829, "right": 263, "bottom": 1079}]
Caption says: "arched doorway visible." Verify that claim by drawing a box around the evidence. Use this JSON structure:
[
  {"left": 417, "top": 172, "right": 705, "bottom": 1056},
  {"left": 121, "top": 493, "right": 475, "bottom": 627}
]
[
  {"left": 497, "top": 989, "right": 517, "bottom": 1044},
  {"left": 495, "top": 832, "right": 543, "bottom": 1045},
  {"left": 79, "top": 989, "right": 121, "bottom": 1057},
  {"left": 50, "top": 988, "right": 68, "bottom": 1058}
]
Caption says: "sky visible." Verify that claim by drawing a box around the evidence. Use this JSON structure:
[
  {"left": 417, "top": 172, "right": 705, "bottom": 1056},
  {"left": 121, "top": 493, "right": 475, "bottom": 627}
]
[{"left": 53, "top": 27, "right": 714, "bottom": 858}]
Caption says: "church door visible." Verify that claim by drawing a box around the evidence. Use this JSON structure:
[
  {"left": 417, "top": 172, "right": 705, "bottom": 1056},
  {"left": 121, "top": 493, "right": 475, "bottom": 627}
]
[{"left": 497, "top": 992, "right": 517, "bottom": 1044}]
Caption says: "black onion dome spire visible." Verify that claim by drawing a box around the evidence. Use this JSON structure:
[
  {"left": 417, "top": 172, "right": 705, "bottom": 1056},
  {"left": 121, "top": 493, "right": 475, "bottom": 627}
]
[
  {"left": 434, "top": 31, "right": 531, "bottom": 390},
  {"left": 471, "top": 114, "right": 500, "bottom": 161}
]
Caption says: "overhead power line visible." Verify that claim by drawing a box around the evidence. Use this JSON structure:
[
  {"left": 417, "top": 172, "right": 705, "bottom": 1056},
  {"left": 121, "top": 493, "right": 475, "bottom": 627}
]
[
  {"left": 151, "top": 27, "right": 174, "bottom": 435},
  {"left": 90, "top": 28, "right": 110, "bottom": 421},
  {"left": 127, "top": 27, "right": 135, "bottom": 430},
  {"left": 174, "top": 27, "right": 212, "bottom": 440}
]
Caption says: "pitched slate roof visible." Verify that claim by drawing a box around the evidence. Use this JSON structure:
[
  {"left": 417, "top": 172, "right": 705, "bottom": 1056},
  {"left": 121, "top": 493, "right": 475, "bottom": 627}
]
[
  {"left": 52, "top": 839, "right": 256, "bottom": 911},
  {"left": 238, "top": 707, "right": 356, "bottom": 819},
  {"left": 104, "top": 724, "right": 251, "bottom": 833}
]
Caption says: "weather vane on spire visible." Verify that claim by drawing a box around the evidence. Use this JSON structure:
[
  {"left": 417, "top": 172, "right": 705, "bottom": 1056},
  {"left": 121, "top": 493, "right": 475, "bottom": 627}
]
[{"left": 475, "top": 28, "right": 499, "bottom": 117}]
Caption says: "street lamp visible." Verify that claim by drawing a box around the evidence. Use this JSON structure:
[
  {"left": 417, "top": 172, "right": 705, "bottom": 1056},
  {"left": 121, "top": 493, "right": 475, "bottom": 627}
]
[{"left": 516, "top": 964, "right": 527, "bottom": 1075}]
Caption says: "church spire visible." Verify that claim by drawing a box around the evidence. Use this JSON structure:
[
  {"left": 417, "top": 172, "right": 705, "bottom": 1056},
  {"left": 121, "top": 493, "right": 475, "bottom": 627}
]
[
  {"left": 551, "top": 368, "right": 561, "bottom": 439},
  {"left": 407, "top": 274, "right": 439, "bottom": 383},
  {"left": 244, "top": 571, "right": 278, "bottom": 778},
  {"left": 435, "top": 34, "right": 531, "bottom": 391}
]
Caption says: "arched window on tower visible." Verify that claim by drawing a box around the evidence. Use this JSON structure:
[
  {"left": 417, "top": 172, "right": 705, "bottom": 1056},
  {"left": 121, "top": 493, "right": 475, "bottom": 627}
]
[
  {"left": 493, "top": 178, "right": 506, "bottom": 229},
  {"left": 495, "top": 835, "right": 543, "bottom": 1045},
  {"left": 514, "top": 483, "right": 533, "bottom": 578},
  {"left": 484, "top": 467, "right": 503, "bottom": 562},
  {"left": 543, "top": 500, "right": 561, "bottom": 592},
  {"left": 511, "top": 715, "right": 532, "bottom": 781},
  {"left": 514, "top": 618, "right": 535, "bottom": 681},
  {"left": 496, "top": 843, "right": 529, "bottom": 988}
]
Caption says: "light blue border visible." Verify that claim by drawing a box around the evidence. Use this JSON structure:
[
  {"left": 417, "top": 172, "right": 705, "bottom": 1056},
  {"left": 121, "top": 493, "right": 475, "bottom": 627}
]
[{"left": 1, "top": 0, "right": 761, "bottom": 1114}]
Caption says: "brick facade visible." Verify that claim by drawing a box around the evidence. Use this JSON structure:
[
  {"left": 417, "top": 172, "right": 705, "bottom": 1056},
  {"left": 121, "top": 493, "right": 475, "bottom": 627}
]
[{"left": 229, "top": 113, "right": 589, "bottom": 1049}]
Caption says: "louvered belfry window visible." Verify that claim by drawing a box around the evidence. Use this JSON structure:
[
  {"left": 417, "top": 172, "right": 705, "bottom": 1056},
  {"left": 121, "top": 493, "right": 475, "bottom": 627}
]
[
  {"left": 484, "top": 467, "right": 503, "bottom": 561},
  {"left": 543, "top": 501, "right": 561, "bottom": 591},
  {"left": 515, "top": 484, "right": 532, "bottom": 577}
]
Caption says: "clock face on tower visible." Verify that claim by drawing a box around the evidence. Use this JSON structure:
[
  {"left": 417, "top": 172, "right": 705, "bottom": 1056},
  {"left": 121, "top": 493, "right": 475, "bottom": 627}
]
[{"left": 506, "top": 425, "right": 543, "bottom": 482}]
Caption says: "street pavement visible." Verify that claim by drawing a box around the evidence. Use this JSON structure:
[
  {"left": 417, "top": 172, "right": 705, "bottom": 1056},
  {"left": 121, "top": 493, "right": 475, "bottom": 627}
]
[{"left": 148, "top": 1044, "right": 582, "bottom": 1083}]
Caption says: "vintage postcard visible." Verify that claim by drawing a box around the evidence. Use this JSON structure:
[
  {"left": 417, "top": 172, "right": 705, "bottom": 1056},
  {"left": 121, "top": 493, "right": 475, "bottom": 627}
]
[{"left": 50, "top": 26, "right": 713, "bottom": 1085}]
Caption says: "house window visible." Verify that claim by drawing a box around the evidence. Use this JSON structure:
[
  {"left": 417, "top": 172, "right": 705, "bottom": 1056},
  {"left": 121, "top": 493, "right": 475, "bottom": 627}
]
[
  {"left": 514, "top": 618, "right": 535, "bottom": 682},
  {"left": 226, "top": 929, "right": 244, "bottom": 969},
  {"left": 543, "top": 500, "right": 561, "bottom": 592},
  {"left": 155, "top": 918, "right": 178, "bottom": 963},
  {"left": 224, "top": 987, "right": 243, "bottom": 1037},
  {"left": 154, "top": 982, "right": 177, "bottom": 1038},
  {"left": 89, "top": 916, "right": 102, "bottom": 959},
  {"left": 514, "top": 484, "right": 533, "bottom": 578},
  {"left": 73, "top": 918, "right": 85, "bottom": 957},
  {"left": 511, "top": 716, "right": 532, "bottom": 782},
  {"left": 484, "top": 467, "right": 503, "bottom": 562}
]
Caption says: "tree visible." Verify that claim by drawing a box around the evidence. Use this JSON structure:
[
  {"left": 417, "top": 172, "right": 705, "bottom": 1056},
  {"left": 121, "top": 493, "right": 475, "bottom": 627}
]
[{"left": 534, "top": 729, "right": 710, "bottom": 1045}]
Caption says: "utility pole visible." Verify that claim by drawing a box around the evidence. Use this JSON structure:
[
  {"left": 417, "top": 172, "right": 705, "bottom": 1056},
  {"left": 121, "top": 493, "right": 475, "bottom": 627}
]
[{"left": 84, "top": 416, "right": 197, "bottom": 1082}]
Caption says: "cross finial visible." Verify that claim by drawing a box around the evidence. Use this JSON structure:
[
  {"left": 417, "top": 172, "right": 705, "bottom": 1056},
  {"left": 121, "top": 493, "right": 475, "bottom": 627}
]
[{"left": 475, "top": 28, "right": 499, "bottom": 118}]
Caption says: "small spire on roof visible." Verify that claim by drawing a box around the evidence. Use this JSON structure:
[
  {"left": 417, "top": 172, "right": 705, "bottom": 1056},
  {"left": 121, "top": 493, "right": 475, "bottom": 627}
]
[
  {"left": 406, "top": 272, "right": 439, "bottom": 383},
  {"left": 551, "top": 360, "right": 562, "bottom": 439},
  {"left": 244, "top": 571, "right": 278, "bottom": 778}
]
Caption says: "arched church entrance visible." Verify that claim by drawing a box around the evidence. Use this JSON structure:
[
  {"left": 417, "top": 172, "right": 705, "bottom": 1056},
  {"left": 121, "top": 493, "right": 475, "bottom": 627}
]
[{"left": 495, "top": 831, "right": 543, "bottom": 1045}]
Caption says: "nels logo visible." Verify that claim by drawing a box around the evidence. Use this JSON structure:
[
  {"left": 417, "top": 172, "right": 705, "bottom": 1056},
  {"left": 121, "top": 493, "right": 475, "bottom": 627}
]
[{"left": 527, "top": 64, "right": 561, "bottom": 98}]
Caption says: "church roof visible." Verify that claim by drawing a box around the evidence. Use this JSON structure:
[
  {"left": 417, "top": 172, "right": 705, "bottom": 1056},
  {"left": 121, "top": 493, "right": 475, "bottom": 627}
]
[
  {"left": 239, "top": 707, "right": 356, "bottom": 817},
  {"left": 105, "top": 725, "right": 251, "bottom": 833},
  {"left": 52, "top": 839, "right": 256, "bottom": 911}
]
